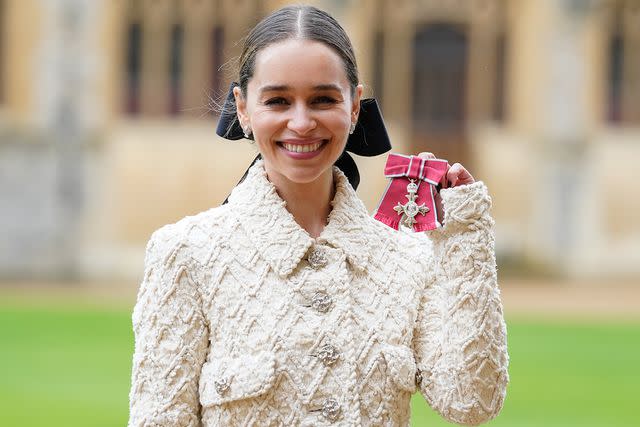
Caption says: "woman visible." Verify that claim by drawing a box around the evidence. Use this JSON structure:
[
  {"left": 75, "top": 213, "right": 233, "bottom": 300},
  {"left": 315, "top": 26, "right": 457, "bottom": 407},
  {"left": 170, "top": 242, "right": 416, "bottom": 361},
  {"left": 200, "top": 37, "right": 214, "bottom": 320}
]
[{"left": 128, "top": 5, "right": 508, "bottom": 426}]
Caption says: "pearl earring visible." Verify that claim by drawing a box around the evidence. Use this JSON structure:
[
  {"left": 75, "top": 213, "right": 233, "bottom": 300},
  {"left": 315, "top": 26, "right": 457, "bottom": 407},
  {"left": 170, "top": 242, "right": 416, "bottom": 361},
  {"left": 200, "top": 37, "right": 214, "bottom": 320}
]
[{"left": 349, "top": 122, "right": 356, "bottom": 135}]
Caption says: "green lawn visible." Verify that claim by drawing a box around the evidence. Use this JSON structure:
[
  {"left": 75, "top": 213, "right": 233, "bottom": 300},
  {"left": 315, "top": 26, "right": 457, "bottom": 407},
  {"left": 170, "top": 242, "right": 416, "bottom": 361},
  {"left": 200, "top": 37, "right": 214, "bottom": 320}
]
[{"left": 1, "top": 297, "right": 638, "bottom": 427}]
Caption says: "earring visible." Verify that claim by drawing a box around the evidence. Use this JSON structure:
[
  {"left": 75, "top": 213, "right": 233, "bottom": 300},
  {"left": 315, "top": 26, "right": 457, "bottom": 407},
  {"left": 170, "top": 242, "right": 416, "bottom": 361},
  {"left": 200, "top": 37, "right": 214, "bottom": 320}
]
[
  {"left": 349, "top": 122, "right": 356, "bottom": 135},
  {"left": 243, "top": 126, "right": 252, "bottom": 138}
]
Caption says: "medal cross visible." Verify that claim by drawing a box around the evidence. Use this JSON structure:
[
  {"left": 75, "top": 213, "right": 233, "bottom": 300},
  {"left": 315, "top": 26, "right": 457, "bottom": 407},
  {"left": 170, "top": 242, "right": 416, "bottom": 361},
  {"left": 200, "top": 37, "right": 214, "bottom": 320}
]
[{"left": 393, "top": 179, "right": 430, "bottom": 228}]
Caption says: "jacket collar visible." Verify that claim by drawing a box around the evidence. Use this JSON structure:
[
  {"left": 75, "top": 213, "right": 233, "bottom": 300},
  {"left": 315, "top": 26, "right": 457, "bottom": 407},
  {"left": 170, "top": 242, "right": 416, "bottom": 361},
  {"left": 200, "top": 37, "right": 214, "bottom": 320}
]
[{"left": 226, "top": 159, "right": 374, "bottom": 277}]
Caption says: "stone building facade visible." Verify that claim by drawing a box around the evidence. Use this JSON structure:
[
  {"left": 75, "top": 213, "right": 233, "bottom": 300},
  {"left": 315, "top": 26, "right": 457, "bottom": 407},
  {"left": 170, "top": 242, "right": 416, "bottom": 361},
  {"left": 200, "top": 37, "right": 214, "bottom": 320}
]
[{"left": 1, "top": 0, "right": 639, "bottom": 280}]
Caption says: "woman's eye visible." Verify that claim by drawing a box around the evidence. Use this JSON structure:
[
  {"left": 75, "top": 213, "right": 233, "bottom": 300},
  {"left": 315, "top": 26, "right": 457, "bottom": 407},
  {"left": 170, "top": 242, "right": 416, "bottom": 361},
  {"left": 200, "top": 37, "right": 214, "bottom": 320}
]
[{"left": 264, "top": 97, "right": 288, "bottom": 106}]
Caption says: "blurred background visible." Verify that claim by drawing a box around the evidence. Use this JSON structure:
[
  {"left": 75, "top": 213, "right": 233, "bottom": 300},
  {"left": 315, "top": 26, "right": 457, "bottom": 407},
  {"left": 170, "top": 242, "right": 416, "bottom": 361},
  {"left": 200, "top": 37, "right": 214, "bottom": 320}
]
[{"left": 0, "top": 0, "right": 638, "bottom": 426}]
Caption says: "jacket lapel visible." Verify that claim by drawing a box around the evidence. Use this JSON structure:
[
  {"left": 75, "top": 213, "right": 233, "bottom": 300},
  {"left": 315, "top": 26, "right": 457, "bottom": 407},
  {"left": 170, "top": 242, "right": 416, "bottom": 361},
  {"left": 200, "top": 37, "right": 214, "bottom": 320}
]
[{"left": 226, "top": 159, "right": 378, "bottom": 277}]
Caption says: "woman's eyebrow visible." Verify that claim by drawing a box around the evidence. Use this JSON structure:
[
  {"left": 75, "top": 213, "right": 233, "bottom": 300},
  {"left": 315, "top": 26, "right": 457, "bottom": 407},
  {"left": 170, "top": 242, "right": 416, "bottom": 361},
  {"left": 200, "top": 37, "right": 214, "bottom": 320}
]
[
  {"left": 259, "top": 84, "right": 290, "bottom": 94},
  {"left": 258, "top": 83, "right": 342, "bottom": 94},
  {"left": 312, "top": 84, "right": 341, "bottom": 92}
]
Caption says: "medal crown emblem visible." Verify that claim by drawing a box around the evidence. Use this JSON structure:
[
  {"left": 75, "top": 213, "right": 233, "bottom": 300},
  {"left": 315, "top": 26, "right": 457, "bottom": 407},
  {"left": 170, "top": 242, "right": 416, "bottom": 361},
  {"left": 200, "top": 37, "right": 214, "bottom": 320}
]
[{"left": 394, "top": 179, "right": 430, "bottom": 228}]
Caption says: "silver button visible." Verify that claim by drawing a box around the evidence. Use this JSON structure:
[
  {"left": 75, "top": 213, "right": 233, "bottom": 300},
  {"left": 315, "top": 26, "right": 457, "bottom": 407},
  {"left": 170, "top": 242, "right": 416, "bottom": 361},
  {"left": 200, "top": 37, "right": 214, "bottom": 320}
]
[
  {"left": 307, "top": 246, "right": 328, "bottom": 268},
  {"left": 321, "top": 398, "right": 341, "bottom": 422},
  {"left": 317, "top": 343, "right": 340, "bottom": 366},
  {"left": 311, "top": 291, "right": 333, "bottom": 313},
  {"left": 214, "top": 377, "right": 230, "bottom": 394}
]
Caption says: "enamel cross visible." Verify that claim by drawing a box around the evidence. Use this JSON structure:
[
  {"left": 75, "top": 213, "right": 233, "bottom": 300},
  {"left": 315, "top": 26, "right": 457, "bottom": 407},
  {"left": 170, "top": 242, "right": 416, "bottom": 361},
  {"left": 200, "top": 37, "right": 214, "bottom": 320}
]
[{"left": 393, "top": 179, "right": 430, "bottom": 228}]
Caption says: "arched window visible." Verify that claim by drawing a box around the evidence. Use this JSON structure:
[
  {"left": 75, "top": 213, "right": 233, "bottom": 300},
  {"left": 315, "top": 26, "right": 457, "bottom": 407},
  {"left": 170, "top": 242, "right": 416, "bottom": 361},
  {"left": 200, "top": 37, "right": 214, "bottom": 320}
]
[
  {"left": 607, "top": 0, "right": 640, "bottom": 125},
  {"left": 412, "top": 23, "right": 469, "bottom": 163},
  {"left": 371, "top": 0, "right": 386, "bottom": 108},
  {"left": 210, "top": 25, "right": 225, "bottom": 99},
  {"left": 372, "top": 30, "right": 384, "bottom": 108},
  {"left": 124, "top": 0, "right": 143, "bottom": 115},
  {"left": 412, "top": 24, "right": 468, "bottom": 135},
  {"left": 169, "top": 23, "right": 184, "bottom": 116},
  {"left": 0, "top": 0, "right": 5, "bottom": 104},
  {"left": 607, "top": 2, "right": 625, "bottom": 124},
  {"left": 125, "top": 21, "right": 142, "bottom": 115},
  {"left": 494, "top": 32, "right": 508, "bottom": 122}
]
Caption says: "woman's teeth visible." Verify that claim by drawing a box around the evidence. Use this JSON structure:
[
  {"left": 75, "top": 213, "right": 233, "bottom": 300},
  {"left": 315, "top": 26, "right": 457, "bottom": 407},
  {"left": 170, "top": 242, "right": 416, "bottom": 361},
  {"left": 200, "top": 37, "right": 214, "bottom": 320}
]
[{"left": 282, "top": 142, "right": 323, "bottom": 153}]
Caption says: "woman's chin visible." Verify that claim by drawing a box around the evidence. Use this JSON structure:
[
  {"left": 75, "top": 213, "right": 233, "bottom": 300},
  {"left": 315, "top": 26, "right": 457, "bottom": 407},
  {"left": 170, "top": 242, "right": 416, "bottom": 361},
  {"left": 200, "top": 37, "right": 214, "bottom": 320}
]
[
  {"left": 264, "top": 160, "right": 333, "bottom": 187},
  {"left": 280, "top": 168, "right": 330, "bottom": 185}
]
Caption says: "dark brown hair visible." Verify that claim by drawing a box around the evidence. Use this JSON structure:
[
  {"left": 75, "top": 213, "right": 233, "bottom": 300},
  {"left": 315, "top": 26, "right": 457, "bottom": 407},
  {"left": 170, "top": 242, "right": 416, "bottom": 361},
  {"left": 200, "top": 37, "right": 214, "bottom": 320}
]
[{"left": 237, "top": 5, "right": 359, "bottom": 97}]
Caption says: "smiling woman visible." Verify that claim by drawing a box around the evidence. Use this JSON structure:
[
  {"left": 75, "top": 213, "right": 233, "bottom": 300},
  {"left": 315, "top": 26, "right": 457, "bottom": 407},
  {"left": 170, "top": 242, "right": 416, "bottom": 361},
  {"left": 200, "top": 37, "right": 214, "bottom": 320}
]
[
  {"left": 233, "top": 38, "right": 361, "bottom": 188},
  {"left": 127, "top": 5, "right": 509, "bottom": 427}
]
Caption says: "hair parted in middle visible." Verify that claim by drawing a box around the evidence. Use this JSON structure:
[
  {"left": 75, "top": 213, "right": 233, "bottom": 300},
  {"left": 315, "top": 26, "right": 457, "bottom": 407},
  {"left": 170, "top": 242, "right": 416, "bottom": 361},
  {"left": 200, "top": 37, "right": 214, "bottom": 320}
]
[{"left": 237, "top": 4, "right": 359, "bottom": 98}]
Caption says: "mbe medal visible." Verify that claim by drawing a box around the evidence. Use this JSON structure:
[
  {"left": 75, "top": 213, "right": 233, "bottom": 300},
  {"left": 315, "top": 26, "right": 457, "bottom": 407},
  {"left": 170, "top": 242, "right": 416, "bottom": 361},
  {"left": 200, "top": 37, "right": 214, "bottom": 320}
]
[{"left": 374, "top": 153, "right": 449, "bottom": 232}]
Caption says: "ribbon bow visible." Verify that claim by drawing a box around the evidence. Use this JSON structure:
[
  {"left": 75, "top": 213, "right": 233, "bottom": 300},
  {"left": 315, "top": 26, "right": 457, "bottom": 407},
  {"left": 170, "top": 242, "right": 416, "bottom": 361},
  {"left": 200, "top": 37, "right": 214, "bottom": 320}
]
[{"left": 374, "top": 153, "right": 449, "bottom": 232}]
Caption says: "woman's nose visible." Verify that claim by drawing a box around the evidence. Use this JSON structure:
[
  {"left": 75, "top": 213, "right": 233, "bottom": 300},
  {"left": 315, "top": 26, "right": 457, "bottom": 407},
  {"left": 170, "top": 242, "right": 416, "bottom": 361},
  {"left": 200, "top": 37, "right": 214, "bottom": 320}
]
[{"left": 287, "top": 105, "right": 317, "bottom": 135}]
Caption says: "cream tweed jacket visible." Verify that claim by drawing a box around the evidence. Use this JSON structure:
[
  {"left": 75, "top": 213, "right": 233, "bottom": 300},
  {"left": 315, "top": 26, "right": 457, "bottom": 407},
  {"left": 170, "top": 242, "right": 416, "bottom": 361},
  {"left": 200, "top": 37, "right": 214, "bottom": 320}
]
[{"left": 128, "top": 159, "right": 509, "bottom": 426}]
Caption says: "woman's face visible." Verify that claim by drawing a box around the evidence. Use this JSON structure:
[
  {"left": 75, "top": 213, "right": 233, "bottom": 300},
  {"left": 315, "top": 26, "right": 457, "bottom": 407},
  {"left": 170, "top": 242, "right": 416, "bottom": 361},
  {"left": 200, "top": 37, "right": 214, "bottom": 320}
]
[{"left": 234, "top": 38, "right": 362, "bottom": 185}]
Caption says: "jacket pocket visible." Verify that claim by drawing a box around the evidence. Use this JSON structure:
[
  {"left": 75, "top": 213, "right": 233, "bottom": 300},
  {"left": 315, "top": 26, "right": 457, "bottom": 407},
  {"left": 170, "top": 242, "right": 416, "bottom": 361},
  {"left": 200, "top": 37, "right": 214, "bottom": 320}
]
[
  {"left": 199, "top": 349, "right": 277, "bottom": 406},
  {"left": 382, "top": 344, "right": 417, "bottom": 393}
]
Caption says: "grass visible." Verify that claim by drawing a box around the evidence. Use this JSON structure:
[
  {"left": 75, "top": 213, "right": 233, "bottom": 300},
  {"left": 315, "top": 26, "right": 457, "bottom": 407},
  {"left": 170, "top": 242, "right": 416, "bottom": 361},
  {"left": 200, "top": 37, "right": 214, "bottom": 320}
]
[
  {"left": 411, "top": 320, "right": 640, "bottom": 427},
  {"left": 0, "top": 300, "right": 133, "bottom": 427},
  {"left": 1, "top": 296, "right": 638, "bottom": 427}
]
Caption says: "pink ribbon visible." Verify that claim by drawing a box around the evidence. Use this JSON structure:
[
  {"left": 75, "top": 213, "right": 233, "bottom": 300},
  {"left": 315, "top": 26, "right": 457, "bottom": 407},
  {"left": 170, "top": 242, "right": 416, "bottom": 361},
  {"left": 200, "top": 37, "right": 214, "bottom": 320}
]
[{"left": 373, "top": 153, "right": 449, "bottom": 232}]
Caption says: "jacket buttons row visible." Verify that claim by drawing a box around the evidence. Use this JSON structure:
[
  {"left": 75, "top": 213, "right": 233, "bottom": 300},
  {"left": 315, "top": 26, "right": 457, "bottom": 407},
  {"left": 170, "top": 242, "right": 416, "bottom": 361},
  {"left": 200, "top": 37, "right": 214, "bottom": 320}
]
[
  {"left": 317, "top": 343, "right": 340, "bottom": 366},
  {"left": 307, "top": 246, "right": 328, "bottom": 269}
]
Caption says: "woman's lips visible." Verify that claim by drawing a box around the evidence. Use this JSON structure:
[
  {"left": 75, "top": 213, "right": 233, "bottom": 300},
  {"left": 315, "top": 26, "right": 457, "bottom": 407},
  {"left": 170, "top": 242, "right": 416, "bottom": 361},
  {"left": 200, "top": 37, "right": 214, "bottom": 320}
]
[{"left": 277, "top": 139, "right": 327, "bottom": 159}]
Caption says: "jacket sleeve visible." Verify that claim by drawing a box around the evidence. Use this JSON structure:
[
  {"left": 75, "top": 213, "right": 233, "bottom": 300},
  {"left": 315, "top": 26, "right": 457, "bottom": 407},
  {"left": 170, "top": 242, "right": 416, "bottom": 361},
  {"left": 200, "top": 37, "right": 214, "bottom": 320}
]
[
  {"left": 412, "top": 181, "right": 509, "bottom": 426},
  {"left": 128, "top": 227, "right": 209, "bottom": 427}
]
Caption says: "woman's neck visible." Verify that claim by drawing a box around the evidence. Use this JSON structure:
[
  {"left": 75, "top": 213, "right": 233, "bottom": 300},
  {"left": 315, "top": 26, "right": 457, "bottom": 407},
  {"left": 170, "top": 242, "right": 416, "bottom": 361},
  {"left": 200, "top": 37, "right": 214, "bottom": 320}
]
[{"left": 265, "top": 167, "right": 335, "bottom": 239}]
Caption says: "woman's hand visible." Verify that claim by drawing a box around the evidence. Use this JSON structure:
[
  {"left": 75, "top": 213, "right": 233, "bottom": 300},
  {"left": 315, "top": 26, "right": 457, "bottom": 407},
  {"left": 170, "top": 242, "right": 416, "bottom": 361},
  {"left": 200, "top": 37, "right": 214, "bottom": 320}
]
[{"left": 416, "top": 152, "right": 475, "bottom": 223}]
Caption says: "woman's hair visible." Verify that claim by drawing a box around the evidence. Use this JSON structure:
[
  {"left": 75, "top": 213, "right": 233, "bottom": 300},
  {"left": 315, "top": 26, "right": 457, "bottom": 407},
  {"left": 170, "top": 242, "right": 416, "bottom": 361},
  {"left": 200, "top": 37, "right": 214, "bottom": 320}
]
[{"left": 237, "top": 5, "right": 359, "bottom": 97}]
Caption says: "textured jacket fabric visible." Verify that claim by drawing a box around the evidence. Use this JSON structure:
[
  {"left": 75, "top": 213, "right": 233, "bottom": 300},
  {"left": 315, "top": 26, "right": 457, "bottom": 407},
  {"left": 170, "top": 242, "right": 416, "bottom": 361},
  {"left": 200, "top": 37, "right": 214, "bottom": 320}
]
[{"left": 127, "top": 159, "right": 509, "bottom": 426}]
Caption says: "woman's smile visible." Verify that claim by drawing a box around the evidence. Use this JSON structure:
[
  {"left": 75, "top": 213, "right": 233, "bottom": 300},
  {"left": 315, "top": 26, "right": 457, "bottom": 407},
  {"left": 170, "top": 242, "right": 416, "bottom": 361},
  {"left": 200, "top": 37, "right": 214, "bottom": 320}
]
[{"left": 277, "top": 138, "right": 329, "bottom": 159}]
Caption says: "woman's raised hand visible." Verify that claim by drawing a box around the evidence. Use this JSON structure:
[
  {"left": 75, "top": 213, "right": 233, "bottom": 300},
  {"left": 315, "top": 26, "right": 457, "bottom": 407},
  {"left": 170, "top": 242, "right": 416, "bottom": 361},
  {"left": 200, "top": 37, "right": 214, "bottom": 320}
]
[{"left": 416, "top": 152, "right": 475, "bottom": 223}]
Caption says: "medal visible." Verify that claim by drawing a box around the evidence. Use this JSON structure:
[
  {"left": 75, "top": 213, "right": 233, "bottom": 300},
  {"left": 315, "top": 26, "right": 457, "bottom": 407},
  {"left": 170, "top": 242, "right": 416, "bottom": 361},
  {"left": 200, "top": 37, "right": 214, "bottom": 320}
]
[
  {"left": 374, "top": 154, "right": 449, "bottom": 232},
  {"left": 393, "top": 179, "right": 430, "bottom": 228}
]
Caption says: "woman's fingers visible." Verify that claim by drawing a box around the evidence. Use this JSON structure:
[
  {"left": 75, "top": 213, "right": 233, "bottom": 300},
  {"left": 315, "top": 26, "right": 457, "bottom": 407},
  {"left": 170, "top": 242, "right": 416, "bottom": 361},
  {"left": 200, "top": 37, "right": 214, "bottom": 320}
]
[
  {"left": 448, "top": 163, "right": 460, "bottom": 187},
  {"left": 417, "top": 157, "right": 475, "bottom": 187},
  {"left": 447, "top": 162, "right": 475, "bottom": 186},
  {"left": 415, "top": 153, "right": 475, "bottom": 188}
]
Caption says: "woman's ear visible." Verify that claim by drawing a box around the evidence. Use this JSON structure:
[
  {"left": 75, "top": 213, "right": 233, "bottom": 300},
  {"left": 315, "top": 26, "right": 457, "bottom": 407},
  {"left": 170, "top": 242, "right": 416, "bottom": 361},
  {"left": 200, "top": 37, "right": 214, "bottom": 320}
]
[
  {"left": 352, "top": 83, "right": 364, "bottom": 122},
  {"left": 233, "top": 85, "right": 249, "bottom": 130}
]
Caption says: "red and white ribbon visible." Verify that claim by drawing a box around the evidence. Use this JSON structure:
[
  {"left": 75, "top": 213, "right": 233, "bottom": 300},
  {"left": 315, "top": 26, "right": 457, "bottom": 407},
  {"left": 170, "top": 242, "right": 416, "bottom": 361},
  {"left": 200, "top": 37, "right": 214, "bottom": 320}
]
[{"left": 373, "top": 153, "right": 449, "bottom": 232}]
